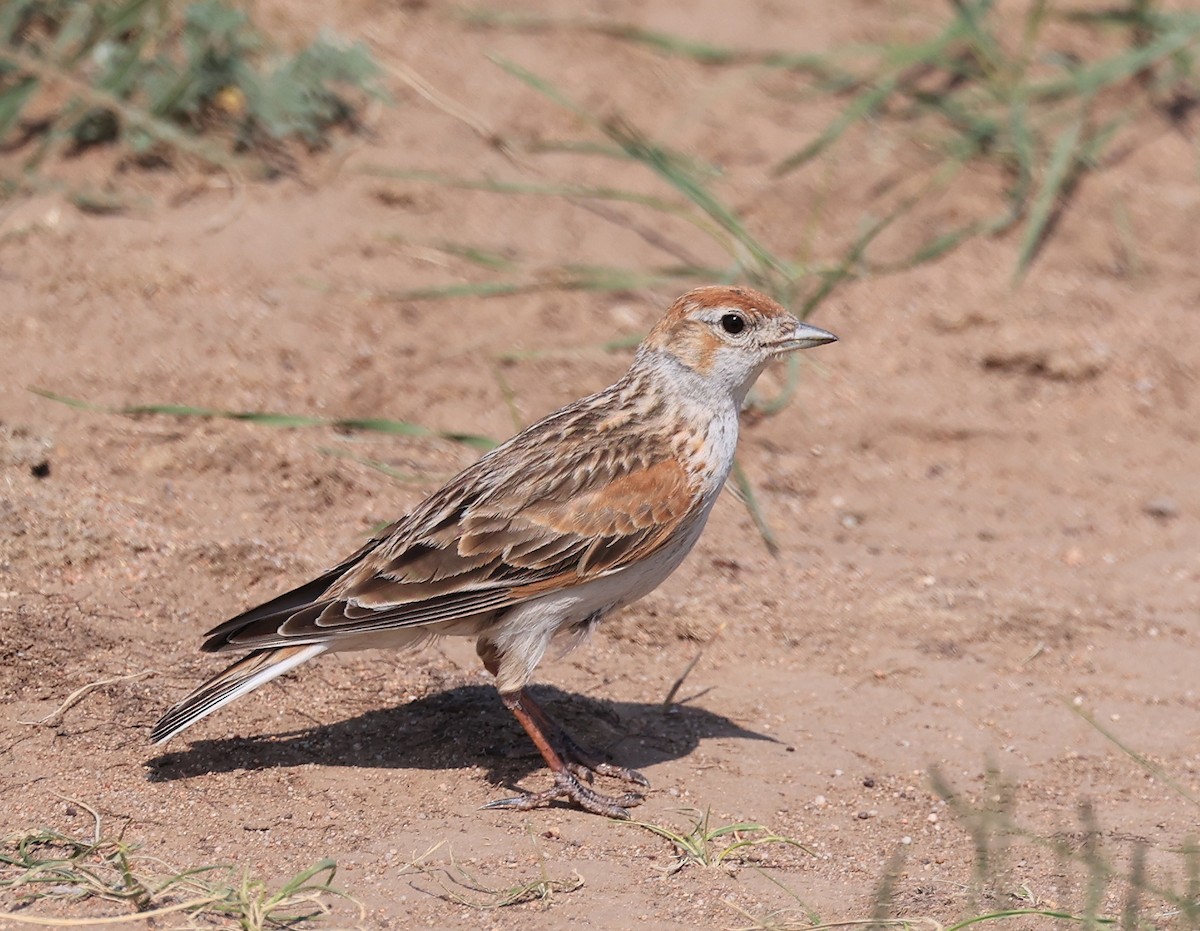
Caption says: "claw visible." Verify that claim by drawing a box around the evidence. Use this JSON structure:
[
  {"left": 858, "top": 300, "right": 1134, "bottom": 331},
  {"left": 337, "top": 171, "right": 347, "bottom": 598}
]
[
  {"left": 482, "top": 770, "right": 642, "bottom": 819},
  {"left": 558, "top": 731, "right": 650, "bottom": 787}
]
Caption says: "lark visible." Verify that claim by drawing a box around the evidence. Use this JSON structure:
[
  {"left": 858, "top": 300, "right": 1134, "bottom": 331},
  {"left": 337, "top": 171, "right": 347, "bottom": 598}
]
[{"left": 152, "top": 285, "right": 837, "bottom": 817}]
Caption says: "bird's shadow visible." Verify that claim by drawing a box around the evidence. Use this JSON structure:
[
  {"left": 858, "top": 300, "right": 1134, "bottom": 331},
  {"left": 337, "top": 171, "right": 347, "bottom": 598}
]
[{"left": 146, "top": 684, "right": 774, "bottom": 788}]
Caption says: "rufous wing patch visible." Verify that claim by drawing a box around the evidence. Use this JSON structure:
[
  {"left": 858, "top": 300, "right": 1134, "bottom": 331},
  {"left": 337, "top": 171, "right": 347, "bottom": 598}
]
[
  {"left": 508, "top": 457, "right": 699, "bottom": 596},
  {"left": 556, "top": 458, "right": 695, "bottom": 536}
]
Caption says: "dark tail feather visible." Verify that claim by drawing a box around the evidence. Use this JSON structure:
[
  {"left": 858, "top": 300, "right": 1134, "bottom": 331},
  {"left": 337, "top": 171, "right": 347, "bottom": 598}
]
[
  {"left": 151, "top": 644, "right": 325, "bottom": 744},
  {"left": 199, "top": 564, "right": 353, "bottom": 652}
]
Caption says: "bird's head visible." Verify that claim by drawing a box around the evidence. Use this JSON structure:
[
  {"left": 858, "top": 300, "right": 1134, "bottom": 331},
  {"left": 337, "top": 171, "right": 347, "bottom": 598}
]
[{"left": 640, "top": 285, "right": 837, "bottom": 402}]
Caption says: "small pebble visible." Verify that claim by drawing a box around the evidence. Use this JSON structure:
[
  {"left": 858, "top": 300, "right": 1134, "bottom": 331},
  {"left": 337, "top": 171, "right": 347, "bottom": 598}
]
[{"left": 1143, "top": 497, "right": 1179, "bottom": 520}]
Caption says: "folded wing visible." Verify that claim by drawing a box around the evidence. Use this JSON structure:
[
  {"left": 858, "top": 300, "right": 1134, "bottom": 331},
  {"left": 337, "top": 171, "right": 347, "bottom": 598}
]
[{"left": 202, "top": 423, "right": 699, "bottom": 653}]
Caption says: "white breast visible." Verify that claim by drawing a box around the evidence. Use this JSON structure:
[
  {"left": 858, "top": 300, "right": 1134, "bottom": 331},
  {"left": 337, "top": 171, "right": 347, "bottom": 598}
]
[{"left": 487, "top": 493, "right": 719, "bottom": 693}]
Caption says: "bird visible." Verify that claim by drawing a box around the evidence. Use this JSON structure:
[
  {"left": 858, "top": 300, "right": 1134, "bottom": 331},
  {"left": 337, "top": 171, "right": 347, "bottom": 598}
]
[{"left": 151, "top": 285, "right": 837, "bottom": 818}]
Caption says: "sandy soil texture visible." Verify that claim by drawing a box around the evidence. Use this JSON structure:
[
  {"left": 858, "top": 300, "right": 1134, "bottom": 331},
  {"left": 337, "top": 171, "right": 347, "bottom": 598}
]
[{"left": 2, "top": 1, "right": 1199, "bottom": 928}]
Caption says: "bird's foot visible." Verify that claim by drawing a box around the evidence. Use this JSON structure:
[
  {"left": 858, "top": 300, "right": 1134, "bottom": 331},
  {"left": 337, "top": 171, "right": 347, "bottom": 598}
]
[
  {"left": 482, "top": 769, "right": 644, "bottom": 819},
  {"left": 557, "top": 731, "right": 650, "bottom": 788}
]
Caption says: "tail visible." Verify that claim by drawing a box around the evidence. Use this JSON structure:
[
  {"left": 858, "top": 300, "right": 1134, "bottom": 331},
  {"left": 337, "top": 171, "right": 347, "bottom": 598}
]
[{"left": 151, "top": 644, "right": 326, "bottom": 744}]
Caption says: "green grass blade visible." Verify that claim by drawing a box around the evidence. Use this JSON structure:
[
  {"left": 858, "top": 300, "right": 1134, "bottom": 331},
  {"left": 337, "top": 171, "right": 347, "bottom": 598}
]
[
  {"left": 378, "top": 280, "right": 551, "bottom": 301},
  {"left": 774, "top": 13, "right": 975, "bottom": 177},
  {"left": 361, "top": 167, "right": 694, "bottom": 216},
  {"left": 559, "top": 262, "right": 709, "bottom": 290},
  {"left": 431, "top": 242, "right": 521, "bottom": 272},
  {"left": 716, "top": 835, "right": 812, "bottom": 864},
  {"left": 464, "top": 8, "right": 855, "bottom": 80},
  {"left": 1006, "top": 96, "right": 1037, "bottom": 209},
  {"left": 490, "top": 57, "right": 785, "bottom": 284},
  {"left": 945, "top": 907, "right": 1117, "bottom": 929},
  {"left": 317, "top": 446, "right": 440, "bottom": 484},
  {"left": 528, "top": 139, "right": 727, "bottom": 180},
  {"left": 1069, "top": 701, "right": 1200, "bottom": 811},
  {"left": 705, "top": 822, "right": 767, "bottom": 838},
  {"left": 29, "top": 387, "right": 497, "bottom": 450},
  {"left": 586, "top": 22, "right": 857, "bottom": 85},
  {"left": 601, "top": 118, "right": 787, "bottom": 280},
  {"left": 489, "top": 55, "right": 597, "bottom": 125},
  {"left": 0, "top": 77, "right": 39, "bottom": 138},
  {"left": 947, "top": 0, "right": 1007, "bottom": 76},
  {"left": 273, "top": 857, "right": 339, "bottom": 897},
  {"left": 1030, "top": 25, "right": 1200, "bottom": 100},
  {"left": 624, "top": 820, "right": 695, "bottom": 847},
  {"left": 730, "top": 460, "right": 780, "bottom": 558},
  {"left": 904, "top": 88, "right": 1001, "bottom": 155},
  {"left": 874, "top": 208, "right": 1019, "bottom": 274},
  {"left": 797, "top": 205, "right": 906, "bottom": 318},
  {"left": 47, "top": 1, "right": 97, "bottom": 62},
  {"left": 376, "top": 264, "right": 706, "bottom": 303},
  {"left": 898, "top": 225, "right": 983, "bottom": 269},
  {"left": 365, "top": 165, "right": 737, "bottom": 260},
  {"left": 496, "top": 331, "right": 645, "bottom": 364},
  {"left": 1015, "top": 115, "right": 1082, "bottom": 278},
  {"left": 772, "top": 76, "right": 898, "bottom": 176}
]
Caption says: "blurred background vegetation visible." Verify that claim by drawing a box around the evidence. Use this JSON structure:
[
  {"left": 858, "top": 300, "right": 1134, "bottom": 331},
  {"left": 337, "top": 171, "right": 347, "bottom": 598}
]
[
  {"left": 3, "top": 0, "right": 1197, "bottom": 282},
  {"left": 0, "top": 0, "right": 381, "bottom": 185}
]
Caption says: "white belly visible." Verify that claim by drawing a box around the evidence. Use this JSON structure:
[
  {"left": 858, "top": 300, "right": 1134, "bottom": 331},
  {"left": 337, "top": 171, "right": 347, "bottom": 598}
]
[{"left": 486, "top": 499, "right": 717, "bottom": 692}]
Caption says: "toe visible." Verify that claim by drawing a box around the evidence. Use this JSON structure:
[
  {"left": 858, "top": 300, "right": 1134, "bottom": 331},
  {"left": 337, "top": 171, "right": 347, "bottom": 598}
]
[
  {"left": 481, "top": 771, "right": 642, "bottom": 819},
  {"left": 592, "top": 762, "right": 651, "bottom": 787},
  {"left": 480, "top": 793, "right": 543, "bottom": 812}
]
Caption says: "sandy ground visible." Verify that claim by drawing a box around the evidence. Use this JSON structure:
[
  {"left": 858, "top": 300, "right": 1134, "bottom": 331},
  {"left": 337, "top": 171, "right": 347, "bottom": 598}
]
[{"left": 2, "top": 1, "right": 1199, "bottom": 928}]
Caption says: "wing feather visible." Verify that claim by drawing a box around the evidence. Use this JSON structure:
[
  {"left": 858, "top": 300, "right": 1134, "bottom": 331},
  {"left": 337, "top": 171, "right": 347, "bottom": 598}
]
[{"left": 200, "top": 385, "right": 703, "bottom": 654}]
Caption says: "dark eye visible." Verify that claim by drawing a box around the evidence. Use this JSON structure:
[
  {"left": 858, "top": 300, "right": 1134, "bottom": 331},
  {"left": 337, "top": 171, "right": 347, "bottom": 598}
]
[{"left": 720, "top": 313, "right": 746, "bottom": 335}]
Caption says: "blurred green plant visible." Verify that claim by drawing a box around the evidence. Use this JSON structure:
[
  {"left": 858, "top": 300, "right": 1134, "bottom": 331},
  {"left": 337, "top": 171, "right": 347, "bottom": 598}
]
[
  {"left": 0, "top": 0, "right": 382, "bottom": 175},
  {"left": 29, "top": 386, "right": 498, "bottom": 450},
  {"left": 364, "top": 56, "right": 910, "bottom": 313},
  {"left": 765, "top": 0, "right": 1200, "bottom": 278},
  {"left": 459, "top": 0, "right": 1200, "bottom": 281}
]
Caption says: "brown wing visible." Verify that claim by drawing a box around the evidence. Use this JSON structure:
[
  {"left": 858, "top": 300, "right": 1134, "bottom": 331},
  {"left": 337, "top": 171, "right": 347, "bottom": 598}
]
[{"left": 203, "top": 391, "right": 701, "bottom": 653}]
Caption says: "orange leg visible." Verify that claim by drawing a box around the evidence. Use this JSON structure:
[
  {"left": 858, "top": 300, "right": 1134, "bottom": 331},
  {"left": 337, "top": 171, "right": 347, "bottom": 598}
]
[
  {"left": 476, "top": 640, "right": 647, "bottom": 817},
  {"left": 518, "top": 689, "right": 649, "bottom": 787},
  {"left": 482, "top": 689, "right": 646, "bottom": 819}
]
